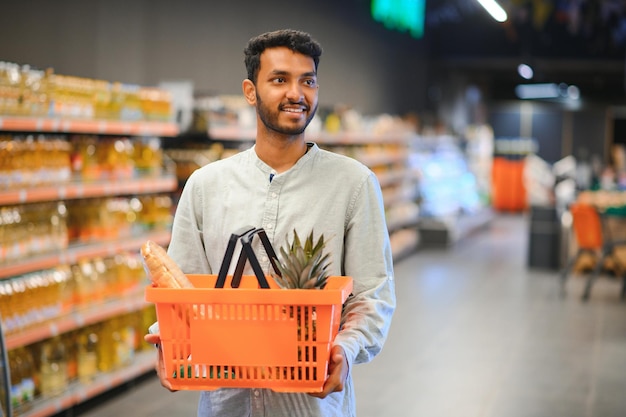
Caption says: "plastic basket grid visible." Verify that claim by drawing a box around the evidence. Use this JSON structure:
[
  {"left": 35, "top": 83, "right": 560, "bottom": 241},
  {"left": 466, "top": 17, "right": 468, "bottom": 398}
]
[{"left": 145, "top": 274, "right": 353, "bottom": 392}]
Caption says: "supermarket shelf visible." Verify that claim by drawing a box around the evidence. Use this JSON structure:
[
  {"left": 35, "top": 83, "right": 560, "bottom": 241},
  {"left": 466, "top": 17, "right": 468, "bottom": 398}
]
[
  {"left": 317, "top": 131, "right": 415, "bottom": 145},
  {"left": 390, "top": 229, "right": 419, "bottom": 261},
  {"left": 357, "top": 153, "right": 406, "bottom": 168},
  {"left": 208, "top": 126, "right": 255, "bottom": 141},
  {"left": 377, "top": 170, "right": 406, "bottom": 188},
  {"left": 0, "top": 229, "right": 171, "bottom": 280},
  {"left": 20, "top": 350, "right": 155, "bottom": 417},
  {"left": 0, "top": 116, "right": 178, "bottom": 137},
  {"left": 418, "top": 207, "right": 494, "bottom": 247},
  {"left": 388, "top": 211, "right": 421, "bottom": 234},
  {"left": 0, "top": 175, "right": 177, "bottom": 205},
  {"left": 5, "top": 292, "right": 148, "bottom": 350}
]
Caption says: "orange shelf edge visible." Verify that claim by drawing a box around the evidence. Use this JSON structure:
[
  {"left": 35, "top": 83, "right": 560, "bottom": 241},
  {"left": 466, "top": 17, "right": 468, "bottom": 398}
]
[
  {"left": 5, "top": 292, "right": 148, "bottom": 350},
  {"left": 0, "top": 116, "right": 178, "bottom": 137},
  {"left": 0, "top": 175, "right": 177, "bottom": 206},
  {"left": 0, "top": 229, "right": 171, "bottom": 280}
]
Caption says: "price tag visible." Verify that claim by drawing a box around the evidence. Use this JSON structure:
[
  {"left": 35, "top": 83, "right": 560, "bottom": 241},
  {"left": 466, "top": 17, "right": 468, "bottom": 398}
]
[
  {"left": 75, "top": 312, "right": 85, "bottom": 327},
  {"left": 19, "top": 189, "right": 27, "bottom": 203},
  {"left": 49, "top": 322, "right": 59, "bottom": 336}
]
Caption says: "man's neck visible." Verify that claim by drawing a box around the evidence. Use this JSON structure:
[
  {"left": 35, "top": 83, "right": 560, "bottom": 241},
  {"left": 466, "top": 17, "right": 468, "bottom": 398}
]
[{"left": 255, "top": 129, "right": 309, "bottom": 173}]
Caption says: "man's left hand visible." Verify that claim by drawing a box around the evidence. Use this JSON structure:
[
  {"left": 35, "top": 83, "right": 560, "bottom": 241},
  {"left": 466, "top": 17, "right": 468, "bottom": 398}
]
[{"left": 309, "top": 345, "right": 349, "bottom": 399}]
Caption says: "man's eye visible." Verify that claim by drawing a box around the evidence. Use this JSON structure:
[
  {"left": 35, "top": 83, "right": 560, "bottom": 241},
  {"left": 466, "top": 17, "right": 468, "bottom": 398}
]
[
  {"left": 304, "top": 79, "right": 317, "bottom": 87},
  {"left": 273, "top": 78, "right": 285, "bottom": 83}
]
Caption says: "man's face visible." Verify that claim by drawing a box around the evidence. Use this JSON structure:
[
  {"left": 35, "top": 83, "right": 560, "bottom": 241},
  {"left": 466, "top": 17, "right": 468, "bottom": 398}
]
[{"left": 253, "top": 47, "right": 319, "bottom": 136}]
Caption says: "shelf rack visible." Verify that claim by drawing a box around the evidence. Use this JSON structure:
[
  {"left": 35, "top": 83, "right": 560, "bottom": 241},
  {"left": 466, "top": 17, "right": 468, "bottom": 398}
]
[{"left": 0, "top": 116, "right": 179, "bottom": 417}]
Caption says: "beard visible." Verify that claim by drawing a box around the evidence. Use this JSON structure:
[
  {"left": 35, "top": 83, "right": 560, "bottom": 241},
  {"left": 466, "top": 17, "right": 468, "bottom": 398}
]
[{"left": 256, "top": 93, "right": 318, "bottom": 136}]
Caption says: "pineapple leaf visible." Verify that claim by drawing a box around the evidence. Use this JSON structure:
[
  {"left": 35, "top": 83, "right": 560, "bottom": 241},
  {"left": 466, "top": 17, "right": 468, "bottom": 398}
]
[
  {"left": 269, "top": 229, "right": 333, "bottom": 289},
  {"left": 304, "top": 229, "right": 314, "bottom": 256},
  {"left": 312, "top": 234, "right": 325, "bottom": 256},
  {"left": 292, "top": 229, "right": 302, "bottom": 252}
]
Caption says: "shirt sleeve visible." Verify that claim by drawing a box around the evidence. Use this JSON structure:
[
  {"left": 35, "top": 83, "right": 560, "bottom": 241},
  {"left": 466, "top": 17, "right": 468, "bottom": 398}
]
[
  {"left": 332, "top": 172, "right": 397, "bottom": 367},
  {"left": 167, "top": 171, "right": 213, "bottom": 275}
]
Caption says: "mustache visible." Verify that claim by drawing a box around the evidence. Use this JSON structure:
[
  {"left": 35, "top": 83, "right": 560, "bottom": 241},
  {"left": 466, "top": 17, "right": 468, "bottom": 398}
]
[{"left": 279, "top": 101, "right": 309, "bottom": 111}]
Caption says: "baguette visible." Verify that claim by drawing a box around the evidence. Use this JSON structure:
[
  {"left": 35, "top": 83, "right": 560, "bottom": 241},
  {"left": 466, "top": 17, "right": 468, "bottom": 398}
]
[{"left": 141, "top": 240, "right": 194, "bottom": 288}]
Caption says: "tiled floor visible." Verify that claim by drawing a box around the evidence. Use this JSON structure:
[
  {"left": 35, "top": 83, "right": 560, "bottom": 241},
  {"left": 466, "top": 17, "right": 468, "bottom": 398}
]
[{"left": 75, "top": 214, "right": 626, "bottom": 417}]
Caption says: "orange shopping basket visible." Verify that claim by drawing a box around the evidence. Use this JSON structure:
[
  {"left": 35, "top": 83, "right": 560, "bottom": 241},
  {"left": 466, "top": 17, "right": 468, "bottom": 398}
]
[{"left": 145, "top": 226, "right": 353, "bottom": 392}]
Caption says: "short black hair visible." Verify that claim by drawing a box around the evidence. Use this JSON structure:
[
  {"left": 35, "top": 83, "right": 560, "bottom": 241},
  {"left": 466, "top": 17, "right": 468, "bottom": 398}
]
[{"left": 244, "top": 29, "right": 323, "bottom": 84}]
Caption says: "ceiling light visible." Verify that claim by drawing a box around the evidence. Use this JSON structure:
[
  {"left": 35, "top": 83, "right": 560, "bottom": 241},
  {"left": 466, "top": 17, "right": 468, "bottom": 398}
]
[
  {"left": 567, "top": 85, "right": 580, "bottom": 100},
  {"left": 517, "top": 63, "right": 534, "bottom": 80},
  {"left": 515, "top": 83, "right": 581, "bottom": 100},
  {"left": 475, "top": 0, "right": 508, "bottom": 22},
  {"left": 516, "top": 83, "right": 560, "bottom": 99}
]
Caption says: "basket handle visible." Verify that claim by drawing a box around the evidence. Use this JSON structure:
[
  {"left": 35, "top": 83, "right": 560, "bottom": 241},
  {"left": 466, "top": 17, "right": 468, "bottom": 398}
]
[
  {"left": 215, "top": 226, "right": 281, "bottom": 289},
  {"left": 232, "top": 227, "right": 282, "bottom": 288},
  {"left": 215, "top": 225, "right": 256, "bottom": 288}
]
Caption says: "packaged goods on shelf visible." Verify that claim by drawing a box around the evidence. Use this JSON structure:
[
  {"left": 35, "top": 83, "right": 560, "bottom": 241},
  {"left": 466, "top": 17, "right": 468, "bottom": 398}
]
[
  {"left": 70, "top": 134, "right": 165, "bottom": 181},
  {"left": 6, "top": 308, "right": 154, "bottom": 417},
  {"left": 0, "top": 87, "right": 178, "bottom": 417},
  {"left": 0, "top": 132, "right": 167, "bottom": 192},
  {"left": 0, "top": 61, "right": 26, "bottom": 116},
  {"left": 0, "top": 134, "right": 72, "bottom": 189},
  {"left": 0, "top": 202, "right": 68, "bottom": 264},
  {"left": 0, "top": 252, "right": 146, "bottom": 338},
  {"left": 39, "top": 336, "right": 69, "bottom": 398},
  {"left": 0, "top": 266, "right": 72, "bottom": 336},
  {"left": 194, "top": 94, "right": 256, "bottom": 137},
  {"left": 65, "top": 194, "right": 172, "bottom": 242},
  {"left": 8, "top": 346, "right": 36, "bottom": 414},
  {"left": 0, "top": 60, "right": 173, "bottom": 122}
]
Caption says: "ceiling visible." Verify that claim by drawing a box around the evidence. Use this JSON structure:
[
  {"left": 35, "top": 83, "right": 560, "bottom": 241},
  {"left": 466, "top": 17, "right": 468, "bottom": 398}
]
[{"left": 422, "top": 0, "right": 626, "bottom": 102}]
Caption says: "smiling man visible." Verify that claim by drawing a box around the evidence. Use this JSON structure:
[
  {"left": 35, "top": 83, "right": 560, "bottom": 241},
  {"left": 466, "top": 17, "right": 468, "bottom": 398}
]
[
  {"left": 146, "top": 29, "right": 396, "bottom": 417},
  {"left": 241, "top": 31, "right": 321, "bottom": 173}
]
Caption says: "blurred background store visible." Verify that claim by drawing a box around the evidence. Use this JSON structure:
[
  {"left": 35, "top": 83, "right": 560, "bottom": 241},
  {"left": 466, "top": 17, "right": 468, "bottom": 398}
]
[{"left": 1, "top": 1, "right": 626, "bottom": 416}]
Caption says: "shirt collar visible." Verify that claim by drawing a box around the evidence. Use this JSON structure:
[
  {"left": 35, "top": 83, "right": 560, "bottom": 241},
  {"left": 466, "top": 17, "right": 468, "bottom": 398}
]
[{"left": 251, "top": 142, "right": 319, "bottom": 177}]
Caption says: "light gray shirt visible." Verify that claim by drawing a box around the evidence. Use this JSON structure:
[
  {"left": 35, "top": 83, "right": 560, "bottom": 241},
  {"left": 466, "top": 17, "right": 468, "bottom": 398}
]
[{"left": 167, "top": 142, "right": 396, "bottom": 417}]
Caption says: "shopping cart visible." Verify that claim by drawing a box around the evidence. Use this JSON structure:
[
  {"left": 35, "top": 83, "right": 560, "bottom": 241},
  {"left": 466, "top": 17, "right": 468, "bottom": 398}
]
[{"left": 560, "top": 203, "right": 626, "bottom": 300}]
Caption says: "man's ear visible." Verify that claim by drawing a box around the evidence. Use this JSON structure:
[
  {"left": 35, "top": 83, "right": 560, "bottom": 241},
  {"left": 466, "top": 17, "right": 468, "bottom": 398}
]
[{"left": 242, "top": 79, "right": 256, "bottom": 105}]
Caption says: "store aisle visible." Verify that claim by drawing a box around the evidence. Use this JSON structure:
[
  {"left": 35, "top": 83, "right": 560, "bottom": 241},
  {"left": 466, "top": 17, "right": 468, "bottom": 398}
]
[{"left": 76, "top": 214, "right": 626, "bottom": 417}]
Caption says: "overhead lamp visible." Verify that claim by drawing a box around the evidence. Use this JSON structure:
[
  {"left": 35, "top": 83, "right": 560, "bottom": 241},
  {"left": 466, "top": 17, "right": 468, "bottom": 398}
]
[
  {"left": 515, "top": 83, "right": 580, "bottom": 100},
  {"left": 517, "top": 63, "right": 534, "bottom": 80},
  {"left": 475, "top": 0, "right": 507, "bottom": 22}
]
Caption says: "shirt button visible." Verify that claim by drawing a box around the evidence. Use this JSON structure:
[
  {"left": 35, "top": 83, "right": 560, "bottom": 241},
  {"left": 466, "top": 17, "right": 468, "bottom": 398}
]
[
  {"left": 265, "top": 223, "right": 274, "bottom": 230},
  {"left": 261, "top": 256, "right": 268, "bottom": 263},
  {"left": 271, "top": 192, "right": 278, "bottom": 198},
  {"left": 254, "top": 390, "right": 260, "bottom": 397}
]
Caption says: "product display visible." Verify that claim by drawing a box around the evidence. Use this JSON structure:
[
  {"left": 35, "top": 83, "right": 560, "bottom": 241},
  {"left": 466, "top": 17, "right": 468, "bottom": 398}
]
[
  {"left": 0, "top": 66, "right": 178, "bottom": 416},
  {"left": 0, "top": 61, "right": 172, "bottom": 122},
  {"left": 411, "top": 133, "right": 494, "bottom": 247}
]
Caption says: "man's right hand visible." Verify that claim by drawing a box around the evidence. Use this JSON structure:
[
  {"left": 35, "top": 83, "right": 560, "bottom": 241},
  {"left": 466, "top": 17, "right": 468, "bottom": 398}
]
[{"left": 144, "top": 333, "right": 177, "bottom": 392}]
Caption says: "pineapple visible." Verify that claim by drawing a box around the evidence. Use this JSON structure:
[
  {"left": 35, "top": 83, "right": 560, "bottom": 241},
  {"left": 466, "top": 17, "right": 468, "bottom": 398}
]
[{"left": 271, "top": 229, "right": 332, "bottom": 289}]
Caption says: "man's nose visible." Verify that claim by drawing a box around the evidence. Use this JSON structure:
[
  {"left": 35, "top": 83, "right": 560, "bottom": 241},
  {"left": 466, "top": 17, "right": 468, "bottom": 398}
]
[{"left": 285, "top": 82, "right": 304, "bottom": 102}]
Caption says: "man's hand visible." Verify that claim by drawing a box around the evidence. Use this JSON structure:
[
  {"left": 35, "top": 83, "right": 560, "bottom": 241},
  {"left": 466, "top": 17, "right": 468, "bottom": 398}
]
[
  {"left": 309, "top": 345, "right": 349, "bottom": 399},
  {"left": 144, "top": 333, "right": 177, "bottom": 392}
]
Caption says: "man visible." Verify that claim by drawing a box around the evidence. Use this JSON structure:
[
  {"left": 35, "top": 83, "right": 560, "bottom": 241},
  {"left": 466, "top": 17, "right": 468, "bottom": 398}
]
[{"left": 145, "top": 29, "right": 395, "bottom": 417}]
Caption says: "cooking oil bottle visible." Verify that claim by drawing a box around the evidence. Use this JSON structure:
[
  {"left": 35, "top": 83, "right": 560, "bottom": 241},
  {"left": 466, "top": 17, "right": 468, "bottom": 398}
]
[
  {"left": 8, "top": 349, "right": 23, "bottom": 413},
  {"left": 96, "top": 319, "right": 119, "bottom": 373},
  {"left": 39, "top": 336, "right": 68, "bottom": 397},
  {"left": 10, "top": 346, "right": 36, "bottom": 414},
  {"left": 77, "top": 326, "right": 99, "bottom": 383}
]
